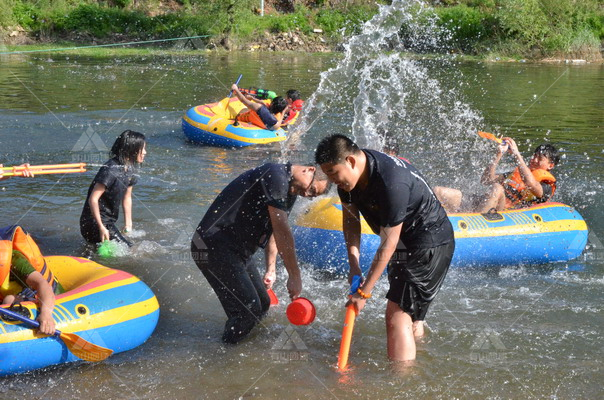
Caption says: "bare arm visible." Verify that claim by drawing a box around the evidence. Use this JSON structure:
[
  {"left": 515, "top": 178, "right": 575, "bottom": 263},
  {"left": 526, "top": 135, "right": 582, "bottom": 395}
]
[
  {"left": 268, "top": 105, "right": 290, "bottom": 131},
  {"left": 480, "top": 142, "right": 508, "bottom": 185},
  {"left": 342, "top": 202, "right": 362, "bottom": 283},
  {"left": 348, "top": 223, "right": 403, "bottom": 314},
  {"left": 89, "top": 183, "right": 110, "bottom": 241},
  {"left": 231, "top": 84, "right": 262, "bottom": 112},
  {"left": 263, "top": 234, "right": 278, "bottom": 289},
  {"left": 122, "top": 185, "right": 133, "bottom": 232},
  {"left": 505, "top": 137, "right": 544, "bottom": 197},
  {"left": 25, "top": 271, "right": 56, "bottom": 335},
  {"left": 268, "top": 205, "right": 301, "bottom": 299}
]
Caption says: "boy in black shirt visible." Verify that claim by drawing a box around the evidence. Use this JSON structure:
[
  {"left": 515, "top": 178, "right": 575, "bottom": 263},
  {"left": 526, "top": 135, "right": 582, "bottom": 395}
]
[
  {"left": 191, "top": 163, "right": 330, "bottom": 344},
  {"left": 315, "top": 134, "right": 454, "bottom": 362}
]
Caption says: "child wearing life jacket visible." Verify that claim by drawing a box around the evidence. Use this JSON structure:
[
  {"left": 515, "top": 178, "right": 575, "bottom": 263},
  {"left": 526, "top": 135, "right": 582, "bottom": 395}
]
[
  {"left": 434, "top": 138, "right": 559, "bottom": 213},
  {"left": 79, "top": 130, "right": 147, "bottom": 247},
  {"left": 231, "top": 84, "right": 289, "bottom": 130},
  {"left": 282, "top": 89, "right": 304, "bottom": 126},
  {"left": 0, "top": 227, "right": 65, "bottom": 335}
]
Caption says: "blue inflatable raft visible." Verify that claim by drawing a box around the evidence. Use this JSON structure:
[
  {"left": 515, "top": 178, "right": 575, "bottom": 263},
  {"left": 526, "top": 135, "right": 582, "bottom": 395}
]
[{"left": 292, "top": 197, "right": 589, "bottom": 273}]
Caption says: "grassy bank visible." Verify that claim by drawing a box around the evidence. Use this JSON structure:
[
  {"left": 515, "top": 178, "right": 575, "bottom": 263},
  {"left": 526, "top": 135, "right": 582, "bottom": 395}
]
[{"left": 1, "top": 0, "right": 602, "bottom": 60}]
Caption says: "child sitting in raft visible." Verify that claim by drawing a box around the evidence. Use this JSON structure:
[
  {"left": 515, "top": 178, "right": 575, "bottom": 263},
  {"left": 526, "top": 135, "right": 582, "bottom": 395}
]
[
  {"left": 80, "top": 130, "right": 147, "bottom": 247},
  {"left": 282, "top": 89, "right": 304, "bottom": 126},
  {"left": 231, "top": 84, "right": 289, "bottom": 131},
  {"left": 434, "top": 137, "right": 559, "bottom": 213},
  {"left": 0, "top": 228, "right": 64, "bottom": 335}
]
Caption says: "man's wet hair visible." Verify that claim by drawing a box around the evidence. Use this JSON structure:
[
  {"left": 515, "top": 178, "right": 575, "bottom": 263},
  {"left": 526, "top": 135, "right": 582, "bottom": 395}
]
[
  {"left": 534, "top": 143, "right": 560, "bottom": 166},
  {"left": 269, "top": 96, "right": 288, "bottom": 114},
  {"left": 315, "top": 134, "right": 360, "bottom": 165},
  {"left": 286, "top": 90, "right": 301, "bottom": 101}
]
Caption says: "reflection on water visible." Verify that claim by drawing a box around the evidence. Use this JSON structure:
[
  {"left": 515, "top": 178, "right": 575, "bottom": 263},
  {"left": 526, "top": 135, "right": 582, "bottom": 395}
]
[{"left": 0, "top": 12, "right": 603, "bottom": 400}]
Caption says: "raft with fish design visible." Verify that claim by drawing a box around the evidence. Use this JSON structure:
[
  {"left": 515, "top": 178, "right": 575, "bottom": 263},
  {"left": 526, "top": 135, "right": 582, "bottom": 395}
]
[
  {"left": 292, "top": 197, "right": 588, "bottom": 272},
  {"left": 0, "top": 256, "right": 159, "bottom": 376}
]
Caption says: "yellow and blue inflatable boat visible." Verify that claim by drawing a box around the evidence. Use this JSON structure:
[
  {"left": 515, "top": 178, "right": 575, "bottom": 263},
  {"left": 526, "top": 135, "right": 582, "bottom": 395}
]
[
  {"left": 182, "top": 97, "right": 295, "bottom": 147},
  {"left": 293, "top": 197, "right": 589, "bottom": 272},
  {"left": 0, "top": 256, "right": 160, "bottom": 376}
]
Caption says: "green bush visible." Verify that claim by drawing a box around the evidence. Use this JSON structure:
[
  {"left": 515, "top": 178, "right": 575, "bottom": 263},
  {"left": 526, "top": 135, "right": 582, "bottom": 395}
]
[
  {"left": 316, "top": 6, "right": 376, "bottom": 36},
  {"left": 435, "top": 4, "right": 495, "bottom": 52}
]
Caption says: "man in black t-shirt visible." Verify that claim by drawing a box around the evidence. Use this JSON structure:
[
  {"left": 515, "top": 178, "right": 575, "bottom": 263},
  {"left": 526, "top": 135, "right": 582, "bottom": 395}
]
[
  {"left": 191, "top": 163, "right": 330, "bottom": 344},
  {"left": 315, "top": 134, "right": 455, "bottom": 362}
]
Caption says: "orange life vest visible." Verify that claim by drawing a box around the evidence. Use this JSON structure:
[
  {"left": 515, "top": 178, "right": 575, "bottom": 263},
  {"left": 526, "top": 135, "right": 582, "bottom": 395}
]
[
  {"left": 503, "top": 168, "right": 556, "bottom": 208},
  {"left": 237, "top": 109, "right": 283, "bottom": 130},
  {"left": 0, "top": 225, "right": 58, "bottom": 298},
  {"left": 283, "top": 99, "right": 304, "bottom": 125}
]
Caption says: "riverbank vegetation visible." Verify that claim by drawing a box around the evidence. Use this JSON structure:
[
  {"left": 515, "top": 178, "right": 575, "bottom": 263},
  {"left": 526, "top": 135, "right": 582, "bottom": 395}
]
[{"left": 0, "top": 0, "right": 602, "bottom": 61}]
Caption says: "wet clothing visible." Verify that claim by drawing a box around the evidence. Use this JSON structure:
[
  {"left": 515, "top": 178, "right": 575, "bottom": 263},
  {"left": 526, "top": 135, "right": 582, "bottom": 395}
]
[
  {"left": 503, "top": 168, "right": 555, "bottom": 209},
  {"left": 197, "top": 239, "right": 270, "bottom": 344},
  {"left": 195, "top": 163, "right": 296, "bottom": 258},
  {"left": 237, "top": 106, "right": 279, "bottom": 129},
  {"left": 80, "top": 158, "right": 137, "bottom": 246},
  {"left": 338, "top": 150, "right": 454, "bottom": 249},
  {"left": 386, "top": 241, "right": 454, "bottom": 321},
  {"left": 191, "top": 163, "right": 295, "bottom": 343},
  {"left": 338, "top": 150, "right": 454, "bottom": 320}
]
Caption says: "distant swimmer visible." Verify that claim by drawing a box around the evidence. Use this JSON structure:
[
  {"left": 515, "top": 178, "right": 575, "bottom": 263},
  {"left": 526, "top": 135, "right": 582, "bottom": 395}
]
[
  {"left": 434, "top": 138, "right": 559, "bottom": 213},
  {"left": 80, "top": 130, "right": 147, "bottom": 247},
  {"left": 191, "top": 162, "right": 330, "bottom": 344},
  {"left": 315, "top": 134, "right": 454, "bottom": 362}
]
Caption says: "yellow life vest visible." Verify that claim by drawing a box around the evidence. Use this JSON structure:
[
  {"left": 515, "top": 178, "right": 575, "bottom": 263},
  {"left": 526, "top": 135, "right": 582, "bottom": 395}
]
[
  {"left": 0, "top": 225, "right": 58, "bottom": 298},
  {"left": 503, "top": 168, "right": 556, "bottom": 208}
]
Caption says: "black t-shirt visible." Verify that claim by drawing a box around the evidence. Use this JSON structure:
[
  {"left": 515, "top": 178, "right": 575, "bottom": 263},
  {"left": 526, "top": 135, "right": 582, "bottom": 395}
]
[
  {"left": 338, "top": 149, "right": 453, "bottom": 249},
  {"left": 80, "top": 158, "right": 138, "bottom": 225},
  {"left": 197, "top": 163, "right": 296, "bottom": 257}
]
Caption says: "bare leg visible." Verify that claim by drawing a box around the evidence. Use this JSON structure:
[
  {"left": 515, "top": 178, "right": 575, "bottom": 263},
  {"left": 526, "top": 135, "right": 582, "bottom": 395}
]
[
  {"left": 412, "top": 320, "right": 424, "bottom": 339},
  {"left": 2, "top": 294, "right": 15, "bottom": 305},
  {"left": 477, "top": 183, "right": 505, "bottom": 213},
  {"left": 433, "top": 186, "right": 463, "bottom": 213},
  {"left": 386, "top": 300, "right": 416, "bottom": 361}
]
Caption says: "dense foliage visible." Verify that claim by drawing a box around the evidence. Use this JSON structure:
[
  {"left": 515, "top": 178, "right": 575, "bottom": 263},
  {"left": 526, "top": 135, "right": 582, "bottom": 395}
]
[{"left": 1, "top": 0, "right": 602, "bottom": 59}]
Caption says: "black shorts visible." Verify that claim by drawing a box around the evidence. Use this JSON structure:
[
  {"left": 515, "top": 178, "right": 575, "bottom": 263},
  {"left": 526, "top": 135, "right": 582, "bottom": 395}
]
[{"left": 386, "top": 241, "right": 455, "bottom": 321}]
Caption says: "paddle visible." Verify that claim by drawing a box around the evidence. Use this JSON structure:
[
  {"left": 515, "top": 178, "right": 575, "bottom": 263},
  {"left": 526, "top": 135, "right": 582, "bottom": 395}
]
[
  {"left": 477, "top": 131, "right": 503, "bottom": 144},
  {"left": 337, "top": 275, "right": 362, "bottom": 371},
  {"left": 2, "top": 163, "right": 87, "bottom": 177},
  {"left": 213, "top": 74, "right": 243, "bottom": 115},
  {"left": 0, "top": 306, "right": 113, "bottom": 362}
]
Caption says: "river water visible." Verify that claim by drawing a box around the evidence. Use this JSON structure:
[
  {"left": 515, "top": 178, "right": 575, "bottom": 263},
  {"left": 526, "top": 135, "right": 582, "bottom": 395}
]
[{"left": 1, "top": 13, "right": 603, "bottom": 400}]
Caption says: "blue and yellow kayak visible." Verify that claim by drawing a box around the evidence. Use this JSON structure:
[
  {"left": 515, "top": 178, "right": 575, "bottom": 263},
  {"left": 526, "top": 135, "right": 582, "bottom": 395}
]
[
  {"left": 0, "top": 256, "right": 159, "bottom": 376},
  {"left": 182, "top": 97, "right": 295, "bottom": 147},
  {"left": 293, "top": 197, "right": 589, "bottom": 273}
]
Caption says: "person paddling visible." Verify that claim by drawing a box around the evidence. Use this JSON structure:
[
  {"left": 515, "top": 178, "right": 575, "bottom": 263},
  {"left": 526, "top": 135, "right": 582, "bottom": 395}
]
[{"left": 231, "top": 84, "right": 289, "bottom": 131}]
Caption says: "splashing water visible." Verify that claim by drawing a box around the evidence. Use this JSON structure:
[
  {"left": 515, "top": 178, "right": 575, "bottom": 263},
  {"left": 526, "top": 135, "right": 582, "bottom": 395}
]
[{"left": 285, "top": 0, "right": 489, "bottom": 189}]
